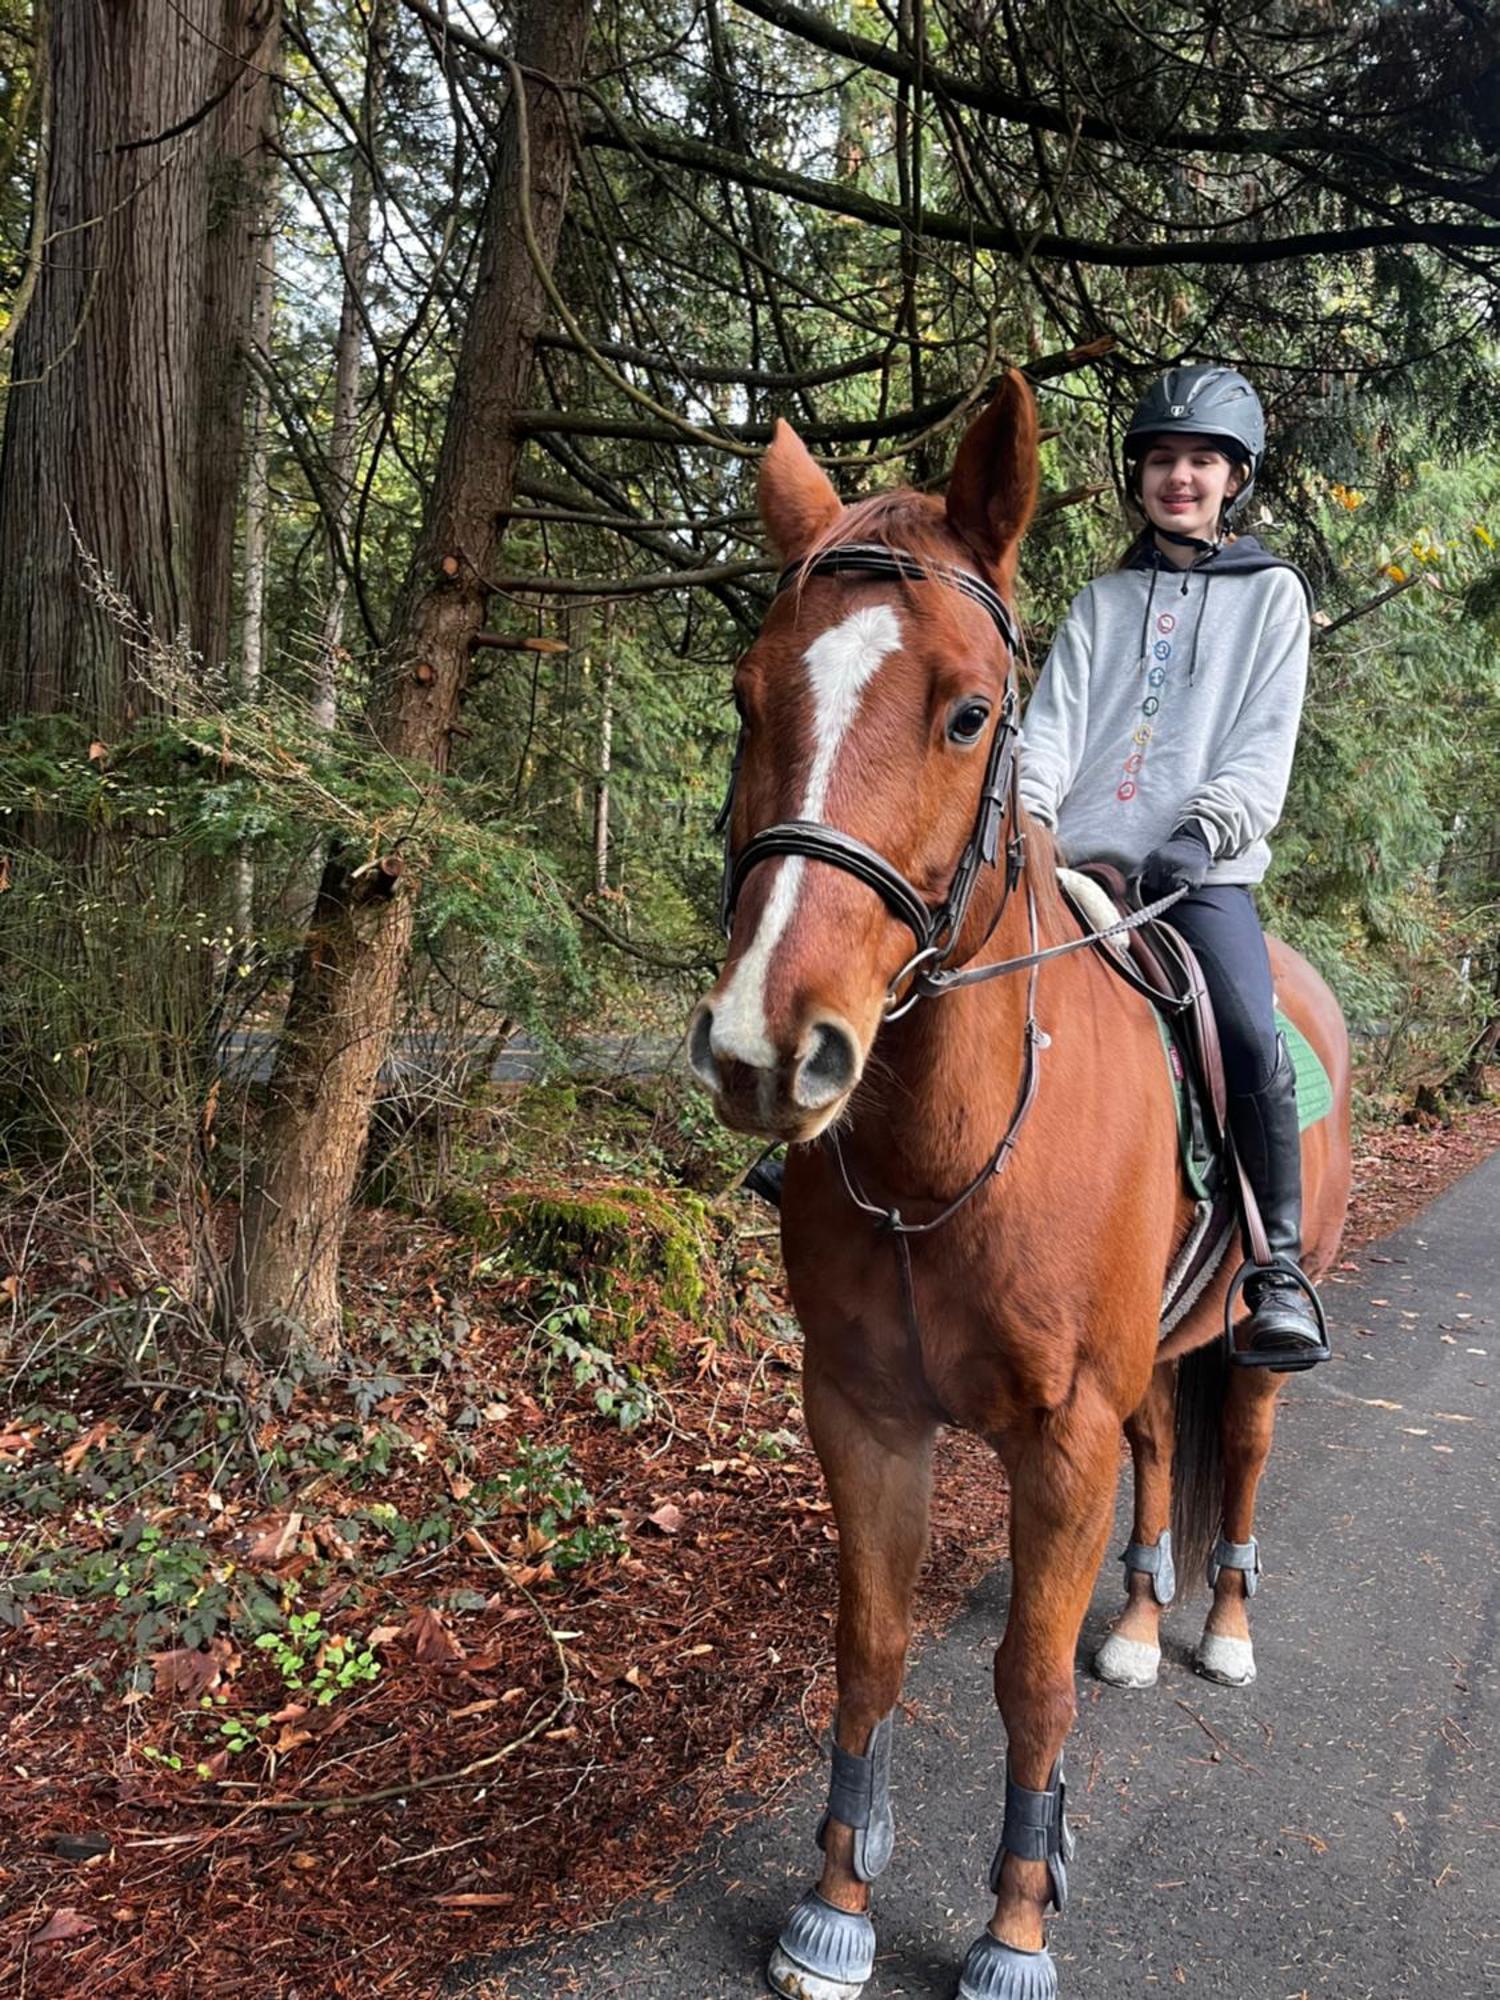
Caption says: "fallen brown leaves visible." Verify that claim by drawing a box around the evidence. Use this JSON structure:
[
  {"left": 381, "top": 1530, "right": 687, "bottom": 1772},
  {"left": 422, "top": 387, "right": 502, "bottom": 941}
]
[{"left": 1, "top": 1102, "right": 1494, "bottom": 1998}]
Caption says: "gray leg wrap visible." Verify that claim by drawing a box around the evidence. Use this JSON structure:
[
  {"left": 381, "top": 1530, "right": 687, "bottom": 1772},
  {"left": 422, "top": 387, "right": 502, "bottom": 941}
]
[
  {"left": 956, "top": 1933, "right": 1058, "bottom": 2000},
  {"left": 1122, "top": 1528, "right": 1176, "bottom": 1605},
  {"left": 987, "top": 1757, "right": 1074, "bottom": 1914},
  {"left": 771, "top": 1890, "right": 876, "bottom": 1995},
  {"left": 816, "top": 1712, "right": 895, "bottom": 1884},
  {"left": 1207, "top": 1533, "right": 1260, "bottom": 1597}
]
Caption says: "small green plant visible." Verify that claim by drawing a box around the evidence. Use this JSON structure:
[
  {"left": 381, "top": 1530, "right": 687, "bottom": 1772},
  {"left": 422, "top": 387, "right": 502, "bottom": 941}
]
[
  {"left": 138, "top": 1744, "right": 185, "bottom": 1771},
  {"left": 218, "top": 1714, "right": 262, "bottom": 1756},
  {"left": 493, "top": 1439, "right": 627, "bottom": 1571},
  {"left": 745, "top": 1427, "right": 803, "bottom": 1461},
  {"left": 253, "top": 1610, "right": 382, "bottom": 1706},
  {"left": 531, "top": 1291, "right": 657, "bottom": 1432}
]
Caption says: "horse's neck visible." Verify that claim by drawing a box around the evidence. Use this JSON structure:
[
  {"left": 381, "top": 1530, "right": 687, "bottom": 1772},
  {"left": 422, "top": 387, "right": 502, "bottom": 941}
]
[{"left": 849, "top": 871, "right": 1050, "bottom": 1196}]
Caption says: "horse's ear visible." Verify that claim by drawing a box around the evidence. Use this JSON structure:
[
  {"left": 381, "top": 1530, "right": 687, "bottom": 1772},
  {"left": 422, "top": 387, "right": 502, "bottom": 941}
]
[
  {"left": 758, "top": 419, "right": 842, "bottom": 561},
  {"left": 944, "top": 370, "right": 1039, "bottom": 589}
]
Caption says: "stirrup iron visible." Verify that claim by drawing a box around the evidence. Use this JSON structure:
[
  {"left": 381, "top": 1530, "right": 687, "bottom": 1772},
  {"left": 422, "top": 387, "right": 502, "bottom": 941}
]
[{"left": 1223, "top": 1255, "right": 1331, "bottom": 1371}]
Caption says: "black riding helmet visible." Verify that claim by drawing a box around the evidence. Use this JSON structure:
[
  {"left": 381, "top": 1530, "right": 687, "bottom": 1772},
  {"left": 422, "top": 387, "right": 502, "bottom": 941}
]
[{"left": 1123, "top": 365, "right": 1266, "bottom": 527}]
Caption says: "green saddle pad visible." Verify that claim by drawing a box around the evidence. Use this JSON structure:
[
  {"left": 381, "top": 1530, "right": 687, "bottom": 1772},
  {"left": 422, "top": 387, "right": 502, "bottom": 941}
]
[
  {"left": 1156, "top": 1008, "right": 1333, "bottom": 1201},
  {"left": 1278, "top": 1010, "right": 1334, "bottom": 1128}
]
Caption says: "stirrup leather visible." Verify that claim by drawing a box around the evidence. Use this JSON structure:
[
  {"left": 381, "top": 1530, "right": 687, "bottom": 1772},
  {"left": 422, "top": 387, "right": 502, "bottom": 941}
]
[{"left": 988, "top": 1756, "right": 1074, "bottom": 1913}]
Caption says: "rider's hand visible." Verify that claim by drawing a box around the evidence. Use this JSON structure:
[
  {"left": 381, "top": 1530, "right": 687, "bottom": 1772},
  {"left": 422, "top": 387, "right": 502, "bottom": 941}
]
[{"left": 1139, "top": 824, "right": 1213, "bottom": 903}]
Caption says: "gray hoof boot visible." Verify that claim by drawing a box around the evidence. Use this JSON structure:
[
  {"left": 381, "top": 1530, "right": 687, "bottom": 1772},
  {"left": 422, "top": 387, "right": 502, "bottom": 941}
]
[
  {"left": 768, "top": 1891, "right": 875, "bottom": 1999},
  {"left": 956, "top": 1932, "right": 1058, "bottom": 2000}
]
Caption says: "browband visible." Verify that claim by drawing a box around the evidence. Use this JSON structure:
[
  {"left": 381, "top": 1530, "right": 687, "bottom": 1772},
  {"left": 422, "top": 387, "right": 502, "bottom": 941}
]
[{"left": 777, "top": 543, "right": 1019, "bottom": 656}]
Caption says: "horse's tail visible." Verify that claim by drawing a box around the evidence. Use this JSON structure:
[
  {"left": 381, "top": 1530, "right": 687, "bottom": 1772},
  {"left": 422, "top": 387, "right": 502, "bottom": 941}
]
[{"left": 1171, "top": 1338, "right": 1227, "bottom": 1587}]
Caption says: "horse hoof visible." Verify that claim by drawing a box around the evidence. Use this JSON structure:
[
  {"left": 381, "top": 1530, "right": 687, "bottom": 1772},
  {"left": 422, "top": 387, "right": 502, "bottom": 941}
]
[
  {"left": 956, "top": 1931, "right": 1058, "bottom": 2000},
  {"left": 1195, "top": 1633, "right": 1256, "bottom": 1686},
  {"left": 1092, "top": 1632, "right": 1160, "bottom": 1688},
  {"left": 767, "top": 1891, "right": 875, "bottom": 1999}
]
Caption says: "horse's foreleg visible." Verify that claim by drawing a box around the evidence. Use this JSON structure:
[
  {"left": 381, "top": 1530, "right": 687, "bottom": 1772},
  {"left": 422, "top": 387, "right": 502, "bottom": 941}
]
[
  {"left": 768, "top": 1361, "right": 937, "bottom": 2000},
  {"left": 1195, "top": 1365, "right": 1282, "bottom": 1687},
  {"left": 1094, "top": 1360, "right": 1176, "bottom": 1688},
  {"left": 964, "top": 1381, "right": 1119, "bottom": 1995}
]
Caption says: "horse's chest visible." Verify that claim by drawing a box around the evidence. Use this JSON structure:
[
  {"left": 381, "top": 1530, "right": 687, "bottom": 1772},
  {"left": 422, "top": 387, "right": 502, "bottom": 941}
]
[{"left": 790, "top": 1225, "right": 1073, "bottom": 1433}]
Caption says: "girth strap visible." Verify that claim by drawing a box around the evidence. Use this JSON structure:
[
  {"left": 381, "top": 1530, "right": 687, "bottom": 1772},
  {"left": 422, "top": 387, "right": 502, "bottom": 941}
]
[
  {"left": 1121, "top": 1529, "right": 1176, "bottom": 1606},
  {"left": 989, "top": 1757, "right": 1074, "bottom": 1913}
]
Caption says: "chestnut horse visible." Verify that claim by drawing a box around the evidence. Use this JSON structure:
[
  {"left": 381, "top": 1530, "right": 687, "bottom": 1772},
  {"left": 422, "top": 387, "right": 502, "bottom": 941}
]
[{"left": 688, "top": 373, "right": 1351, "bottom": 2000}]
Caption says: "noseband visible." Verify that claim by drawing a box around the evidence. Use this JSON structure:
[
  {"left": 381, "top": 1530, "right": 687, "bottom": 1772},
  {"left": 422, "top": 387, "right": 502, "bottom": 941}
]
[{"left": 718, "top": 544, "right": 1025, "bottom": 1008}]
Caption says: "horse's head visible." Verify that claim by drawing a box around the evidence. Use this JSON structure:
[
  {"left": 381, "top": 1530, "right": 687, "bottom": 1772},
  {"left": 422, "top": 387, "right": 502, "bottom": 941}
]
[{"left": 689, "top": 372, "right": 1039, "bottom": 1141}]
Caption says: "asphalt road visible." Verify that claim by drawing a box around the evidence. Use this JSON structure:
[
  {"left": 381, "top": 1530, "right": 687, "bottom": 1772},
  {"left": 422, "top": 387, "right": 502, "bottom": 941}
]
[{"left": 453, "top": 1150, "right": 1500, "bottom": 2000}]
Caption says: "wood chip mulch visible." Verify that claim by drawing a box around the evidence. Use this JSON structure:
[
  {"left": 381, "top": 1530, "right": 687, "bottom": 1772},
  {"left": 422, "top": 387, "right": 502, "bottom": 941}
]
[{"left": 2, "top": 1098, "right": 1496, "bottom": 1998}]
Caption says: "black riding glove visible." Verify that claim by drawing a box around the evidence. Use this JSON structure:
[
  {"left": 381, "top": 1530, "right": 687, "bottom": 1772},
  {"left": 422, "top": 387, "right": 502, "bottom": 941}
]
[{"left": 1139, "top": 824, "right": 1213, "bottom": 904}]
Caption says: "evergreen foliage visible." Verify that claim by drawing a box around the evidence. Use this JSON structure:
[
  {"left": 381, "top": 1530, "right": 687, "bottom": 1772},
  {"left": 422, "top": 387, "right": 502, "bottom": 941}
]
[{"left": 3, "top": 0, "right": 1499, "bottom": 1214}]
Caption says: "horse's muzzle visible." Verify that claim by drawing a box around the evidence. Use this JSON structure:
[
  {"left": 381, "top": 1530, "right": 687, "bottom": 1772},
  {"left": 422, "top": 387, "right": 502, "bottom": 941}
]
[{"left": 688, "top": 1002, "right": 861, "bottom": 1139}]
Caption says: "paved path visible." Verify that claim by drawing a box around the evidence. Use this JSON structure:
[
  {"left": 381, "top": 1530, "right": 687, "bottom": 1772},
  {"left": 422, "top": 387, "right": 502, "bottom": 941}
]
[{"left": 454, "top": 1152, "right": 1500, "bottom": 2000}]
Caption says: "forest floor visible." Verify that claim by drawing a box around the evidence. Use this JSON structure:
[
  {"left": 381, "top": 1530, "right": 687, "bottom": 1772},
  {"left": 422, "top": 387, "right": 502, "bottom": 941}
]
[{"left": 2, "top": 1079, "right": 1498, "bottom": 1999}]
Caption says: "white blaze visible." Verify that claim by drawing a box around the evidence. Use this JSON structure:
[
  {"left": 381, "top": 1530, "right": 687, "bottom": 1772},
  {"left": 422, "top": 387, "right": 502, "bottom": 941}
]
[{"left": 710, "top": 604, "right": 902, "bottom": 1068}]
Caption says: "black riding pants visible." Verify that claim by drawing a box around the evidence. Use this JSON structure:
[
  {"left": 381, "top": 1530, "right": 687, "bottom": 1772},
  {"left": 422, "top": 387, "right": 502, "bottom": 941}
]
[{"left": 1166, "top": 884, "right": 1280, "bottom": 1098}]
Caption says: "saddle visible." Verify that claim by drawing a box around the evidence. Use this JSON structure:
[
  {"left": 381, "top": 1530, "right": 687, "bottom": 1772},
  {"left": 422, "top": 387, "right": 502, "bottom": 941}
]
[{"left": 1057, "top": 864, "right": 1267, "bottom": 1332}]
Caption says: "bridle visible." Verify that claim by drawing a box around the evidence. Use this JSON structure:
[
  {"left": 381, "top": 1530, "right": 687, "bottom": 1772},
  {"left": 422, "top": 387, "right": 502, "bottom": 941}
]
[
  {"left": 718, "top": 543, "right": 1027, "bottom": 1018},
  {"left": 712, "top": 537, "right": 1187, "bottom": 1266}
]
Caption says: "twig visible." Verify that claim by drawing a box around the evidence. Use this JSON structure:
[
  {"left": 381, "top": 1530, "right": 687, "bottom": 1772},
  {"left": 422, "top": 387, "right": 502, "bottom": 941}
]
[
  {"left": 1174, "top": 1696, "right": 1263, "bottom": 1775},
  {"left": 1315, "top": 571, "right": 1423, "bottom": 638}
]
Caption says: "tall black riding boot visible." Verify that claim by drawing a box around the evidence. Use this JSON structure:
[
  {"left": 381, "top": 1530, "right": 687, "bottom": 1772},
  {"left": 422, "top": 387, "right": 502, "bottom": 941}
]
[
  {"left": 1227, "top": 1037, "right": 1329, "bottom": 1370},
  {"left": 743, "top": 1150, "right": 784, "bottom": 1209}
]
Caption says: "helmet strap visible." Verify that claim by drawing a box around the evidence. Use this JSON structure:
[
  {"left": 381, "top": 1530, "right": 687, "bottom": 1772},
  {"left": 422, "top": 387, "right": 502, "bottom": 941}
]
[{"left": 1152, "top": 523, "right": 1222, "bottom": 556}]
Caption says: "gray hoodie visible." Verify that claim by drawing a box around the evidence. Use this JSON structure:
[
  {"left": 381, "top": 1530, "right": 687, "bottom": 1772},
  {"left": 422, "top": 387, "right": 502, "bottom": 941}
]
[{"left": 1018, "top": 535, "right": 1312, "bottom": 885}]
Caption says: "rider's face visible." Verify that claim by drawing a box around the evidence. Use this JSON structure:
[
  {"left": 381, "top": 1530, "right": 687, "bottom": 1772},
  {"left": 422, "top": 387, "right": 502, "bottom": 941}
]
[{"left": 1138, "top": 442, "right": 1243, "bottom": 543}]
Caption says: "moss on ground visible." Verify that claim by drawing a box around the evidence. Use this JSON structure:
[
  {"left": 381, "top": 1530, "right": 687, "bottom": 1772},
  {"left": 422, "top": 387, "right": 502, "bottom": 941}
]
[{"left": 446, "top": 1182, "right": 716, "bottom": 1340}]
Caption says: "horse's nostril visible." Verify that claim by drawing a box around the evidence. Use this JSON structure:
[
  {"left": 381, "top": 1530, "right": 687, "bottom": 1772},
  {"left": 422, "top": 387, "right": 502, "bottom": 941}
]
[
  {"left": 795, "top": 1020, "right": 859, "bottom": 1108},
  {"left": 688, "top": 1005, "right": 719, "bottom": 1091}
]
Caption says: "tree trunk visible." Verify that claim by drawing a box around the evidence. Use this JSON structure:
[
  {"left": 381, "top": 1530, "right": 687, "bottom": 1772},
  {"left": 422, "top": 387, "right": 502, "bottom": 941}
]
[
  {"left": 314, "top": 0, "right": 390, "bottom": 732},
  {"left": 235, "top": 199, "right": 278, "bottom": 946},
  {"left": 593, "top": 639, "right": 613, "bottom": 897},
  {"left": 0, "top": 0, "right": 280, "bottom": 719},
  {"left": 0, "top": 0, "right": 279, "bottom": 1158},
  {"left": 229, "top": 0, "right": 596, "bottom": 1359}
]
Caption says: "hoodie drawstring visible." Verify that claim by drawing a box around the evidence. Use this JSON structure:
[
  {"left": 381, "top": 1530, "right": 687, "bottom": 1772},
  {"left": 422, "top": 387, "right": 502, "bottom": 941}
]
[
  {"left": 1137, "top": 560, "right": 1160, "bottom": 673},
  {"left": 1188, "top": 569, "right": 1212, "bottom": 685}
]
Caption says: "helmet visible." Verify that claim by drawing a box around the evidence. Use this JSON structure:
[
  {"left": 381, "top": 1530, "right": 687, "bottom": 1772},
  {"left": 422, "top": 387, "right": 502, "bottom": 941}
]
[{"left": 1123, "top": 365, "right": 1265, "bottom": 523}]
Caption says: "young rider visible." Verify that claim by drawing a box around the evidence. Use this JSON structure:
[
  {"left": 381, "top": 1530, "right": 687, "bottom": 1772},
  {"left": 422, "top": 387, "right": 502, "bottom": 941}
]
[{"left": 1019, "top": 364, "right": 1326, "bottom": 1366}]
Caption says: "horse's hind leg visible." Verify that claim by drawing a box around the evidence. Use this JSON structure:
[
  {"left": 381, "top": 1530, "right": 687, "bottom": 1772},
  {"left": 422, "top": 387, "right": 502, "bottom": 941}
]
[
  {"left": 768, "top": 1361, "right": 938, "bottom": 2000},
  {"left": 1094, "top": 1360, "right": 1176, "bottom": 1688},
  {"left": 1195, "top": 1365, "right": 1283, "bottom": 1687},
  {"left": 960, "top": 1382, "right": 1120, "bottom": 1996}
]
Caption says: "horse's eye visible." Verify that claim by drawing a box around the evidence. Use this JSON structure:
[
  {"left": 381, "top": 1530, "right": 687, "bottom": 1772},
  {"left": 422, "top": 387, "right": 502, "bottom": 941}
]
[{"left": 947, "top": 699, "right": 991, "bottom": 745}]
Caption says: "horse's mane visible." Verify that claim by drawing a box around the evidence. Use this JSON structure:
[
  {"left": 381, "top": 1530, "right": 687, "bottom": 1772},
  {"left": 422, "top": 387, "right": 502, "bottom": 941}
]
[
  {"left": 800, "top": 487, "right": 959, "bottom": 575},
  {"left": 796, "top": 487, "right": 1068, "bottom": 944}
]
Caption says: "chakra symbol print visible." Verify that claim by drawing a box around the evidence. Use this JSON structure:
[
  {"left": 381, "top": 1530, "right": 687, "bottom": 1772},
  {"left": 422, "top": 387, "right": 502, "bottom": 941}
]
[{"left": 1117, "top": 608, "right": 1178, "bottom": 803}]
